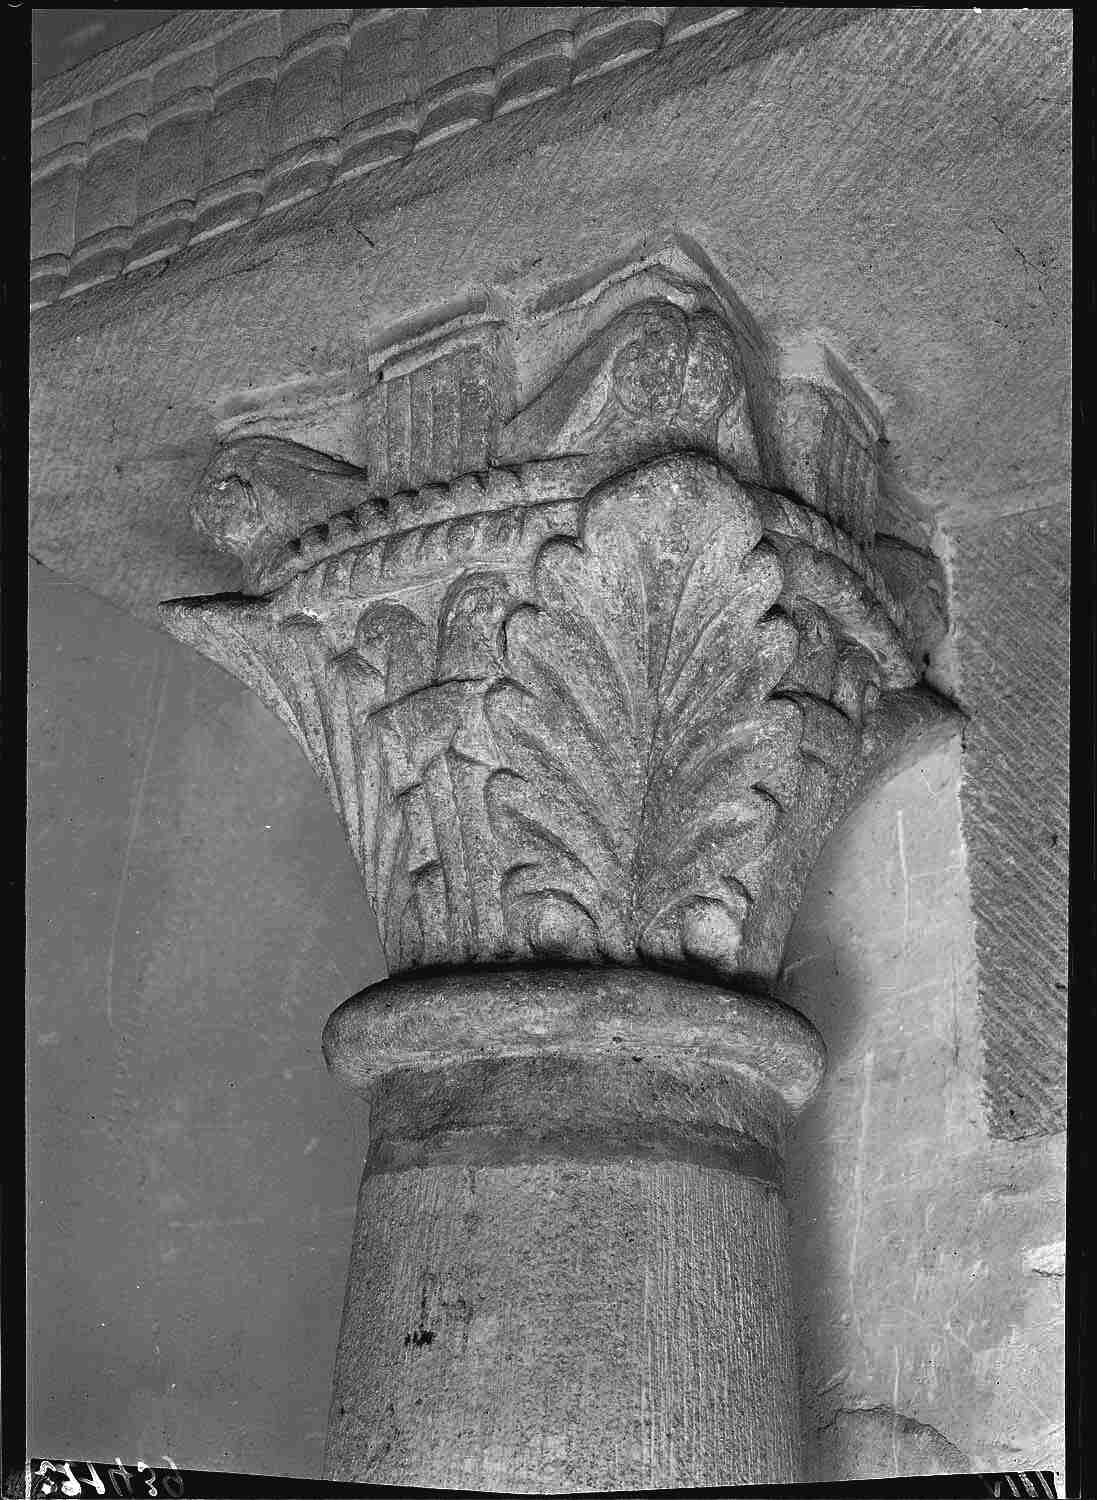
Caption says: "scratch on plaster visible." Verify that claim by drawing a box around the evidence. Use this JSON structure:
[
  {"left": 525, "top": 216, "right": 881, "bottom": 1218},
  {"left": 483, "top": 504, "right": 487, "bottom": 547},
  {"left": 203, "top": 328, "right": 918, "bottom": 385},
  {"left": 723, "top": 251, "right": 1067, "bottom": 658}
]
[
  {"left": 781, "top": 952, "right": 822, "bottom": 977},
  {"left": 976, "top": 1334, "right": 1056, "bottom": 1426},
  {"left": 895, "top": 809, "right": 911, "bottom": 952},
  {"left": 105, "top": 653, "right": 169, "bottom": 1028},
  {"left": 942, "top": 1319, "right": 977, "bottom": 1367},
  {"left": 917, "top": 767, "right": 949, "bottom": 800},
  {"left": 878, "top": 977, "right": 939, "bottom": 999},
  {"left": 167, "top": 1215, "right": 267, "bottom": 1230},
  {"left": 642, "top": 1255, "right": 655, "bottom": 1476},
  {"left": 813, "top": 1368, "right": 851, "bottom": 1398},
  {"left": 847, "top": 1049, "right": 875, "bottom": 1338}
]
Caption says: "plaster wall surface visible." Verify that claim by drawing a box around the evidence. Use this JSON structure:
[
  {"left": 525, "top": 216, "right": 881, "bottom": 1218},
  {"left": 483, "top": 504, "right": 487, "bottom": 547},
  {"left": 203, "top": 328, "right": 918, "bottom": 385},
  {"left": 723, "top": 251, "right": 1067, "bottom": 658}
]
[
  {"left": 783, "top": 737, "right": 1065, "bottom": 1483},
  {"left": 27, "top": 563, "right": 380, "bottom": 1478}
]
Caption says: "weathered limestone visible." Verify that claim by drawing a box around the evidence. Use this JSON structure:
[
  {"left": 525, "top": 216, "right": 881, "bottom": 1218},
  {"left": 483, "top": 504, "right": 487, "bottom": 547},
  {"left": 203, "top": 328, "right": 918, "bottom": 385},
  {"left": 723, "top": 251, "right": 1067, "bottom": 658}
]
[
  {"left": 28, "top": 6, "right": 1071, "bottom": 1484},
  {"left": 30, "top": 7, "right": 757, "bottom": 307},
  {"left": 160, "top": 256, "right": 957, "bottom": 1489}
]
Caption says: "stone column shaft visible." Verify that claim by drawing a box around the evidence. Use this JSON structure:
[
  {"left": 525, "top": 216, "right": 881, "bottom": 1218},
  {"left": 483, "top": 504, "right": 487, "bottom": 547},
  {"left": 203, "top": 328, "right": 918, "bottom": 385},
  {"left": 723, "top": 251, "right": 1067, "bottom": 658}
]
[
  {"left": 335, "top": 1130, "right": 796, "bottom": 1488},
  {"left": 322, "top": 967, "right": 821, "bottom": 1488}
]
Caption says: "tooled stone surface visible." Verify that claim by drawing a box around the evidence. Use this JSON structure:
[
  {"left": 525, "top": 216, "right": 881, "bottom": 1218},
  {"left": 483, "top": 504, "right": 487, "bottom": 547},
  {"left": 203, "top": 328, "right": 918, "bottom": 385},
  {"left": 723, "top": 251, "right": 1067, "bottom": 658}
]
[
  {"left": 952, "top": 507, "right": 1068, "bottom": 1137},
  {"left": 162, "top": 276, "right": 958, "bottom": 985},
  {"left": 189, "top": 270, "right": 922, "bottom": 631},
  {"left": 30, "top": 7, "right": 755, "bottom": 306}
]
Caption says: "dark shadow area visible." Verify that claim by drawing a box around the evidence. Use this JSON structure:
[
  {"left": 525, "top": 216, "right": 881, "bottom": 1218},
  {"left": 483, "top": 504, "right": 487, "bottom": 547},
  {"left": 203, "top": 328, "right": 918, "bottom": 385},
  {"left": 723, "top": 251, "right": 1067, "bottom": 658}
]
[{"left": 32, "top": 11, "right": 179, "bottom": 87}]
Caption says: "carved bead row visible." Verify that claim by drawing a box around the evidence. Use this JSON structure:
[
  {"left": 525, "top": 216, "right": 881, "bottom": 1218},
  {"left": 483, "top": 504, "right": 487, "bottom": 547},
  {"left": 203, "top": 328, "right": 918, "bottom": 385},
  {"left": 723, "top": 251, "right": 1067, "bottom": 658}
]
[{"left": 221, "top": 457, "right": 908, "bottom": 667}]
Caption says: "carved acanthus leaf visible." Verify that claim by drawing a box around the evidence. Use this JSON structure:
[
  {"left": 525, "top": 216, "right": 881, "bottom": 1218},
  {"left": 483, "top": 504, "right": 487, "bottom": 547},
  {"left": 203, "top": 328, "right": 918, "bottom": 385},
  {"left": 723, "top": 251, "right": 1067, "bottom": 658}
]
[
  {"left": 164, "top": 265, "right": 962, "bottom": 986},
  {"left": 486, "top": 455, "right": 801, "bottom": 973}
]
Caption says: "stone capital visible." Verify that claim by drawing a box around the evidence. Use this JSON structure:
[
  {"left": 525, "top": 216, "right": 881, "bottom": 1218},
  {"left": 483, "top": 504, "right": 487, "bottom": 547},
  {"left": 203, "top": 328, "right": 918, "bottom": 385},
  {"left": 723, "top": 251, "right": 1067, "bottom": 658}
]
[
  {"left": 160, "top": 251, "right": 959, "bottom": 1490},
  {"left": 163, "top": 266, "right": 953, "bottom": 991}
]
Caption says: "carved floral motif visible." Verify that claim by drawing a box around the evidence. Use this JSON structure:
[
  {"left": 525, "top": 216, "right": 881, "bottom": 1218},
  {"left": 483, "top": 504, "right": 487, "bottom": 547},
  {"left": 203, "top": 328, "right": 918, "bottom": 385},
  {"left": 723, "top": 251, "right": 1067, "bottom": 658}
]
[
  {"left": 164, "top": 450, "right": 946, "bottom": 983},
  {"left": 163, "top": 269, "right": 956, "bottom": 984}
]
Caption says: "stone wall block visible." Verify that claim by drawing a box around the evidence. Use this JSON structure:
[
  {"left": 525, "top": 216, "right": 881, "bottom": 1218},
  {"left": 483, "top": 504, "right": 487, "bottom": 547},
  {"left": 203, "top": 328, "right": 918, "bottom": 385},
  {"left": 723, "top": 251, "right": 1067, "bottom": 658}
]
[
  {"left": 127, "top": 48, "right": 216, "bottom": 271},
  {"left": 418, "top": 9, "right": 499, "bottom": 145},
  {"left": 69, "top": 79, "right": 150, "bottom": 293},
  {"left": 265, "top": 11, "right": 351, "bottom": 215},
  {"left": 337, "top": 10, "right": 423, "bottom": 182},
  {"left": 30, "top": 165, "right": 81, "bottom": 306},
  {"left": 573, "top": 7, "right": 668, "bottom": 84},
  {"left": 192, "top": 15, "right": 281, "bottom": 245},
  {"left": 497, "top": 7, "right": 592, "bottom": 56},
  {"left": 31, "top": 104, "right": 89, "bottom": 174}
]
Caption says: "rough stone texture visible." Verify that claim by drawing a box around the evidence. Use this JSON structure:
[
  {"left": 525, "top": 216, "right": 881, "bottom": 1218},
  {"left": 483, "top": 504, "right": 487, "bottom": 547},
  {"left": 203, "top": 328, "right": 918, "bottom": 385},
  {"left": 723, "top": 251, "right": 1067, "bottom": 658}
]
[
  {"left": 160, "top": 267, "right": 955, "bottom": 994},
  {"left": 156, "top": 256, "right": 957, "bottom": 1488},
  {"left": 322, "top": 973, "right": 812, "bottom": 1487},
  {"left": 31, "top": 6, "right": 759, "bottom": 304},
  {"left": 784, "top": 737, "right": 1065, "bottom": 1484},
  {"left": 950, "top": 505, "right": 1069, "bottom": 1138},
  {"left": 27, "top": 4, "right": 1069, "bottom": 1488},
  {"left": 329, "top": 1154, "right": 798, "bottom": 1490},
  {"left": 26, "top": 571, "right": 1064, "bottom": 1484}
]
